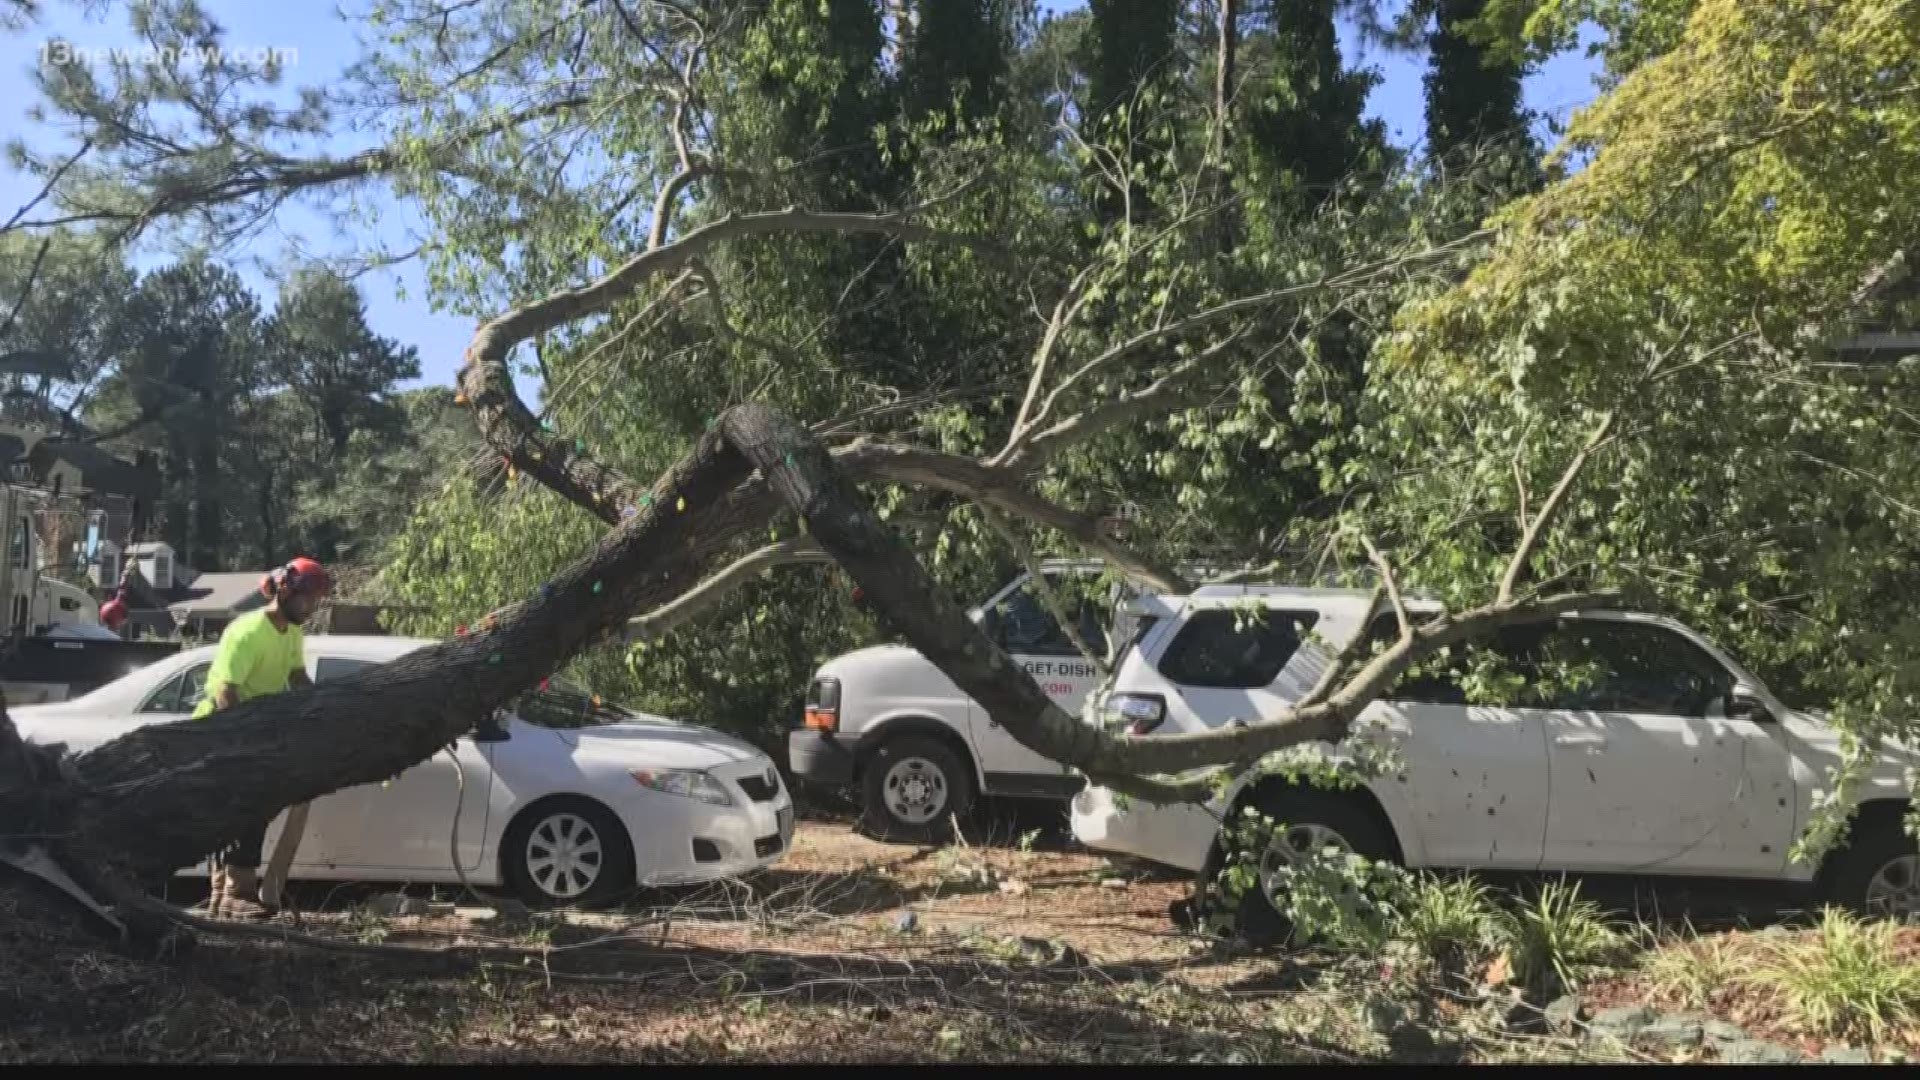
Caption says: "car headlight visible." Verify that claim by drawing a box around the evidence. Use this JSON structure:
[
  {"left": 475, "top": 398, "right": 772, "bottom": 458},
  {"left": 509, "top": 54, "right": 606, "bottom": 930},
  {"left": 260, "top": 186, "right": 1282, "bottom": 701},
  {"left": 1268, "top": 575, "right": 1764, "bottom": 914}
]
[{"left": 629, "top": 768, "right": 734, "bottom": 806}]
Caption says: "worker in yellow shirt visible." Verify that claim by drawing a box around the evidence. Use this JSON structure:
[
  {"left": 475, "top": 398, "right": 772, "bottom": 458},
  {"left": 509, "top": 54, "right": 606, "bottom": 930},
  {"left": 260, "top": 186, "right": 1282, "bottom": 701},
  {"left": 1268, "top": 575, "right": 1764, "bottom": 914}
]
[{"left": 194, "top": 556, "right": 332, "bottom": 918}]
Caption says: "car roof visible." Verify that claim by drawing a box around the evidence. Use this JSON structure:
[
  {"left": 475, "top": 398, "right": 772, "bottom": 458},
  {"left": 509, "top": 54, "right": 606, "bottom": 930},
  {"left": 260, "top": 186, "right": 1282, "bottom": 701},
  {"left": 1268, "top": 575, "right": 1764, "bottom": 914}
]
[{"left": 169, "top": 634, "right": 439, "bottom": 663}]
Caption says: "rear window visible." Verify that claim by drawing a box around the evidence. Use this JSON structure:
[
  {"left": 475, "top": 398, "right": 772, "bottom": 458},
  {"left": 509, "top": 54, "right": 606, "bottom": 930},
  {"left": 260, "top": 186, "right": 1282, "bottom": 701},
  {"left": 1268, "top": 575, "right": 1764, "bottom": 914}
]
[{"left": 1157, "top": 609, "right": 1319, "bottom": 689}]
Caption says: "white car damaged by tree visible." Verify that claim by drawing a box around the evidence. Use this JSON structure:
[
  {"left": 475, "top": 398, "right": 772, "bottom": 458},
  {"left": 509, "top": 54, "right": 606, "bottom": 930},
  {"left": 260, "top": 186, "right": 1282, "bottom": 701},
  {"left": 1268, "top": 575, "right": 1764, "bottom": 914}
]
[{"left": 1069, "top": 586, "right": 1920, "bottom": 942}]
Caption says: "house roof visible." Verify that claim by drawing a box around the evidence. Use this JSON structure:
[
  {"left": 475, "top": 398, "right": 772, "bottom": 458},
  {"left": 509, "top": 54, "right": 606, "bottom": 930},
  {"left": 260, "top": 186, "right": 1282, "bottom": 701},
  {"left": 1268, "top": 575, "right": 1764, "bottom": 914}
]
[
  {"left": 165, "top": 571, "right": 268, "bottom": 620},
  {"left": 26, "top": 440, "right": 159, "bottom": 501}
]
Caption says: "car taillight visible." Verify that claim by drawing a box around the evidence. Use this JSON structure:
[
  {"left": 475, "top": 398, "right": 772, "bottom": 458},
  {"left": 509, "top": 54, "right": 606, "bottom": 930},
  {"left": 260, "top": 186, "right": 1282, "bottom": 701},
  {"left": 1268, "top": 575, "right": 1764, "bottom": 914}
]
[
  {"left": 1103, "top": 692, "right": 1166, "bottom": 736},
  {"left": 804, "top": 677, "right": 840, "bottom": 732}
]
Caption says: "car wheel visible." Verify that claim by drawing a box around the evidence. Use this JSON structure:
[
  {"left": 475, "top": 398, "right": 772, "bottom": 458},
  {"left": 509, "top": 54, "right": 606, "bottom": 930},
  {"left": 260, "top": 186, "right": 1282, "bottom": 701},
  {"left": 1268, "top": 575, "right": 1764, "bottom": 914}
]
[
  {"left": 859, "top": 736, "right": 974, "bottom": 844},
  {"left": 1821, "top": 816, "right": 1920, "bottom": 923},
  {"left": 501, "top": 796, "right": 636, "bottom": 908},
  {"left": 1209, "top": 787, "right": 1398, "bottom": 948}
]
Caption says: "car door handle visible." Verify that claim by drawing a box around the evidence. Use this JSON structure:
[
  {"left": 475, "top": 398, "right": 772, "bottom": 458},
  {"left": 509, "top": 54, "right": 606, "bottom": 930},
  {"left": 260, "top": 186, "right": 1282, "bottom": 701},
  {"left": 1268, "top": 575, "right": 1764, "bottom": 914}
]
[{"left": 1553, "top": 733, "right": 1607, "bottom": 749}]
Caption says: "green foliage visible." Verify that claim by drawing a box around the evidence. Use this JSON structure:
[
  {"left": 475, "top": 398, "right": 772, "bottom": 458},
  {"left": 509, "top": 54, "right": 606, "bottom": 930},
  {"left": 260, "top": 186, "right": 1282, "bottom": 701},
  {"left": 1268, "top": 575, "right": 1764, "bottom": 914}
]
[
  {"left": 70, "top": 255, "right": 430, "bottom": 573},
  {"left": 1358, "top": 0, "right": 1920, "bottom": 854},
  {"left": 1234, "top": 1, "right": 1395, "bottom": 225},
  {"left": 1397, "top": 872, "right": 1502, "bottom": 970},
  {"left": 1493, "top": 880, "right": 1627, "bottom": 998},
  {"left": 1751, "top": 906, "right": 1920, "bottom": 1042},
  {"left": 1639, "top": 921, "right": 1742, "bottom": 1010},
  {"left": 1473, "top": 0, "right": 1700, "bottom": 83},
  {"left": 1422, "top": 0, "right": 1540, "bottom": 192}
]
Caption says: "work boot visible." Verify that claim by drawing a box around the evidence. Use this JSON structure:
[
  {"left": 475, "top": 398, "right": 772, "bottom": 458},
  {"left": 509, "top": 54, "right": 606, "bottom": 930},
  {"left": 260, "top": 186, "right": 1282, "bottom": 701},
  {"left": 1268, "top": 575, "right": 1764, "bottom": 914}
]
[{"left": 220, "top": 866, "right": 270, "bottom": 920}]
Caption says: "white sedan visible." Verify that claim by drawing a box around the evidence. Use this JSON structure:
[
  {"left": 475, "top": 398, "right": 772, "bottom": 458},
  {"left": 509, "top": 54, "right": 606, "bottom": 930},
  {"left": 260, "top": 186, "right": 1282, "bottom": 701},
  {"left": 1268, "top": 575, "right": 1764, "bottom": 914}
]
[{"left": 11, "top": 635, "right": 796, "bottom": 906}]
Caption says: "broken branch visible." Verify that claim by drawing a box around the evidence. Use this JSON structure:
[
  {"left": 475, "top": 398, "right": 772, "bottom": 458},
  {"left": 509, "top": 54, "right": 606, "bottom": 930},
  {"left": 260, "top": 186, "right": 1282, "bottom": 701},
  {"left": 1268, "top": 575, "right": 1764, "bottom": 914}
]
[{"left": 1496, "top": 413, "right": 1615, "bottom": 606}]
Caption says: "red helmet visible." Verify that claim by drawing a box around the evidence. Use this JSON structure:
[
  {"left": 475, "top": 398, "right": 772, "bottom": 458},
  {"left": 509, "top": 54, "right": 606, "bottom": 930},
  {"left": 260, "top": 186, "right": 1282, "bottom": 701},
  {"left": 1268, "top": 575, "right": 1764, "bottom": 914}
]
[
  {"left": 99, "top": 597, "right": 129, "bottom": 630},
  {"left": 262, "top": 556, "right": 334, "bottom": 599}
]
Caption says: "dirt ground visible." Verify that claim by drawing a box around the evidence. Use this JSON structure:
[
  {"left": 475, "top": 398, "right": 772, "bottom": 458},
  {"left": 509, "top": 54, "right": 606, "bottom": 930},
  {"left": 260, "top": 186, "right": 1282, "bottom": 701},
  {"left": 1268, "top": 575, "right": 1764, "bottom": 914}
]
[{"left": 0, "top": 801, "right": 1904, "bottom": 1062}]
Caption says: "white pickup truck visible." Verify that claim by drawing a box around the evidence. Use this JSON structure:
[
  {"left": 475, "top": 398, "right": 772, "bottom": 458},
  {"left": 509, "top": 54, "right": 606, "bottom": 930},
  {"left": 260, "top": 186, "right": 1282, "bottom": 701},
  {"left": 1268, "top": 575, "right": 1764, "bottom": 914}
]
[{"left": 787, "top": 560, "right": 1151, "bottom": 840}]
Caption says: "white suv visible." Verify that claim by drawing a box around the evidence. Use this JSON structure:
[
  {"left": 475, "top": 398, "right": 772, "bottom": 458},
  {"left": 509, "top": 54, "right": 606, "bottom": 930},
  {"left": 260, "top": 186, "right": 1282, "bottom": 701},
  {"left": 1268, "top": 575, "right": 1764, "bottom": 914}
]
[
  {"left": 1071, "top": 585, "right": 1920, "bottom": 937},
  {"left": 788, "top": 561, "right": 1158, "bottom": 840}
]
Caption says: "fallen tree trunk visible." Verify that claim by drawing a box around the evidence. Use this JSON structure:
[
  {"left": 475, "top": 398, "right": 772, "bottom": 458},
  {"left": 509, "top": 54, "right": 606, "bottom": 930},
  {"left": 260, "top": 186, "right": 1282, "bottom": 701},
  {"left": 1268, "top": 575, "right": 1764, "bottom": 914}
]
[
  {"left": 7, "top": 400, "right": 1603, "bottom": 939},
  {"left": 4, "top": 402, "right": 1086, "bottom": 931}
]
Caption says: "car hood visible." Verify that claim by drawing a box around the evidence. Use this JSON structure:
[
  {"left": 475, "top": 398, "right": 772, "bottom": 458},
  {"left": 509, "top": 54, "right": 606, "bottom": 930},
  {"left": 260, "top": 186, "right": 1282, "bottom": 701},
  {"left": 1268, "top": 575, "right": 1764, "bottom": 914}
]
[
  {"left": 550, "top": 718, "right": 767, "bottom": 769},
  {"left": 819, "top": 644, "right": 960, "bottom": 690},
  {"left": 1787, "top": 709, "right": 1920, "bottom": 767}
]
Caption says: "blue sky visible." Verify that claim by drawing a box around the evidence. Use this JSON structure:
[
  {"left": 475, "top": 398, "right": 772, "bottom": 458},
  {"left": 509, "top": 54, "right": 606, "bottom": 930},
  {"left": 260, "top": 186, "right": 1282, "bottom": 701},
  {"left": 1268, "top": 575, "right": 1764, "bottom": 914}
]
[{"left": 0, "top": 2, "right": 1603, "bottom": 394}]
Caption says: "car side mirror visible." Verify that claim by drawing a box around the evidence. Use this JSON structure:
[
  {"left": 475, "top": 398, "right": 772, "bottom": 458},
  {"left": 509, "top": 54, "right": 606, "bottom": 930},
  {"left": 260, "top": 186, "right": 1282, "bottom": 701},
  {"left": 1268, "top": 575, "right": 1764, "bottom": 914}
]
[
  {"left": 1724, "top": 689, "right": 1773, "bottom": 724},
  {"left": 472, "top": 709, "right": 512, "bottom": 743}
]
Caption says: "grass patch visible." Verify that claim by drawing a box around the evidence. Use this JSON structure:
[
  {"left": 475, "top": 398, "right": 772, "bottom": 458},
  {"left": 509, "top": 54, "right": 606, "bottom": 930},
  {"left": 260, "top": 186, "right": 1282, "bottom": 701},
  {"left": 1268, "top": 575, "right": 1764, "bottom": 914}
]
[
  {"left": 1639, "top": 920, "right": 1743, "bottom": 1010},
  {"left": 1398, "top": 873, "right": 1500, "bottom": 978},
  {"left": 1494, "top": 880, "right": 1627, "bottom": 999},
  {"left": 1750, "top": 906, "right": 1920, "bottom": 1043}
]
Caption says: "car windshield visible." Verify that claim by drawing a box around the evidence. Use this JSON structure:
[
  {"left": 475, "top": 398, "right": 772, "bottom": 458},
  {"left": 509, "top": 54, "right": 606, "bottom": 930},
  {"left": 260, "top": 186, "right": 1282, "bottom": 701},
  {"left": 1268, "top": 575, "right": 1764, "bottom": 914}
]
[{"left": 510, "top": 679, "right": 637, "bottom": 729}]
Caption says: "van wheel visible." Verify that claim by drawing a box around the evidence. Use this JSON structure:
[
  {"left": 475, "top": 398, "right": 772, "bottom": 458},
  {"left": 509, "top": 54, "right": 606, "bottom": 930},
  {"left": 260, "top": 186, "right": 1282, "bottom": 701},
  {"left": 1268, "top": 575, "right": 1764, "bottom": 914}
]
[
  {"left": 1207, "top": 788, "right": 1397, "bottom": 948},
  {"left": 860, "top": 736, "right": 974, "bottom": 844},
  {"left": 1821, "top": 817, "right": 1920, "bottom": 923}
]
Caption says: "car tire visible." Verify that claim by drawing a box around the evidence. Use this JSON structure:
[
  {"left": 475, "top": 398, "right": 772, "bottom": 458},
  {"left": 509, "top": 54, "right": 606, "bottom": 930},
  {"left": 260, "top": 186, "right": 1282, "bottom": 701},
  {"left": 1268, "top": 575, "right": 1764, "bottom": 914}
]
[
  {"left": 1208, "top": 787, "right": 1399, "bottom": 949},
  {"left": 859, "top": 735, "right": 975, "bottom": 844},
  {"left": 1820, "top": 814, "right": 1920, "bottom": 922},
  {"left": 500, "top": 796, "right": 636, "bottom": 909}
]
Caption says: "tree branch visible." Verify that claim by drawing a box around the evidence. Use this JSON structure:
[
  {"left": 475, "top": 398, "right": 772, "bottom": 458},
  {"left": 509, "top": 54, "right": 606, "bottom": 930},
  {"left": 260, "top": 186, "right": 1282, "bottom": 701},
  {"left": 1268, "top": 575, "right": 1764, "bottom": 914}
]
[
  {"left": 831, "top": 441, "right": 1189, "bottom": 593},
  {"left": 1005, "top": 262, "right": 1099, "bottom": 451},
  {"left": 459, "top": 198, "right": 996, "bottom": 523},
  {"left": 980, "top": 503, "right": 1109, "bottom": 678},
  {"left": 1496, "top": 412, "right": 1615, "bottom": 606},
  {"left": 22, "top": 99, "right": 592, "bottom": 240},
  {"left": 625, "top": 537, "right": 828, "bottom": 640},
  {"left": 1, "top": 138, "right": 92, "bottom": 236},
  {"left": 1359, "top": 534, "right": 1409, "bottom": 643},
  {"left": 992, "top": 233, "right": 1489, "bottom": 468},
  {"left": 1296, "top": 586, "right": 1385, "bottom": 711},
  {"left": 0, "top": 235, "right": 53, "bottom": 343},
  {"left": 1015, "top": 330, "right": 1252, "bottom": 466}
]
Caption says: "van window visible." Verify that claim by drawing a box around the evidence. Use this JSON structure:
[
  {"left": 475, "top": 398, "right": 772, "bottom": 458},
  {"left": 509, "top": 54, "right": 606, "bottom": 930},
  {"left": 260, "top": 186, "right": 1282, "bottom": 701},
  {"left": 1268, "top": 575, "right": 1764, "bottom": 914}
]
[
  {"left": 991, "top": 580, "right": 1110, "bottom": 659},
  {"left": 1157, "top": 609, "right": 1319, "bottom": 689}
]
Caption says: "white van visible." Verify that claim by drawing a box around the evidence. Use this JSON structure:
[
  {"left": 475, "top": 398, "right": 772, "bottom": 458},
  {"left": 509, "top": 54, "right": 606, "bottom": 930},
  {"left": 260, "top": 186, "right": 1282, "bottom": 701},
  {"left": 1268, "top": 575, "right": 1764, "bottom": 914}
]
[
  {"left": 787, "top": 560, "right": 1159, "bottom": 840},
  {"left": 1070, "top": 585, "right": 1920, "bottom": 939}
]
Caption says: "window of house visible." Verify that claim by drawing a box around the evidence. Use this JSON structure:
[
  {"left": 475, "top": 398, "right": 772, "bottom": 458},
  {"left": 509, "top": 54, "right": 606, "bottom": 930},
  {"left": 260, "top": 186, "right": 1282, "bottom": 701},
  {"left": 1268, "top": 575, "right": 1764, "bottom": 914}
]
[{"left": 10, "top": 517, "right": 28, "bottom": 569}]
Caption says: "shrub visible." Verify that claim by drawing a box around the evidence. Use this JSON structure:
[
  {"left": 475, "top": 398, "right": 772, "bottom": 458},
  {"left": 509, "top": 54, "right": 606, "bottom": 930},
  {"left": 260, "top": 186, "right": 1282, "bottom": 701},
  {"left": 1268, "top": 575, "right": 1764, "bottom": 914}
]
[
  {"left": 1399, "top": 873, "right": 1501, "bottom": 976},
  {"left": 1751, "top": 907, "right": 1920, "bottom": 1042},
  {"left": 1639, "top": 921, "right": 1742, "bottom": 1010},
  {"left": 1494, "top": 879, "right": 1627, "bottom": 999}
]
